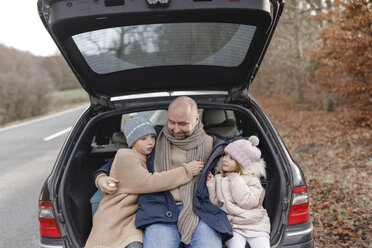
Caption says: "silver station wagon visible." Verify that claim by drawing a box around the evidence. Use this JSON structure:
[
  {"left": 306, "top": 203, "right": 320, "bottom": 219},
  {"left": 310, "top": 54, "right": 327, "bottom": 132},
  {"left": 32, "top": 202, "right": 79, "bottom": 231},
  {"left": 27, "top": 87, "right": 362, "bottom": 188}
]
[{"left": 37, "top": 0, "right": 314, "bottom": 247}]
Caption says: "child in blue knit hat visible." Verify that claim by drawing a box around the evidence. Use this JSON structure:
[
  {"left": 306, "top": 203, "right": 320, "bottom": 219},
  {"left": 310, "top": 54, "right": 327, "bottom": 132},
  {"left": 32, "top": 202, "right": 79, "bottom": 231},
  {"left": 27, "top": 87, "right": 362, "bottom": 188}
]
[{"left": 85, "top": 115, "right": 204, "bottom": 248}]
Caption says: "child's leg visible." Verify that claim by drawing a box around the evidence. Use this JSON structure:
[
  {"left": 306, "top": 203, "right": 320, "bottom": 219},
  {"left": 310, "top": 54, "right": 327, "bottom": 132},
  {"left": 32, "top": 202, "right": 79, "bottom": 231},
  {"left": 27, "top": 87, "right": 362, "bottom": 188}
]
[
  {"left": 225, "top": 231, "right": 247, "bottom": 248},
  {"left": 247, "top": 236, "right": 270, "bottom": 248}
]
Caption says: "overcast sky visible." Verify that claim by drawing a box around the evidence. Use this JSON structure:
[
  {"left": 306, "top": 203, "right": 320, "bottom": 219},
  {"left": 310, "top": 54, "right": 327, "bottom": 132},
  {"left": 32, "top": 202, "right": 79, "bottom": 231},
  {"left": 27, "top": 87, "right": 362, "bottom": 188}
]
[{"left": 0, "top": 0, "right": 57, "bottom": 56}]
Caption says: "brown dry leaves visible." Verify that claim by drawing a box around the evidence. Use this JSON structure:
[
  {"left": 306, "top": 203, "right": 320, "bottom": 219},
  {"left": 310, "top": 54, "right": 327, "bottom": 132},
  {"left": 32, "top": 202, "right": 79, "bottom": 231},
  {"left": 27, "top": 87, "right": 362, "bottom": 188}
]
[{"left": 254, "top": 93, "right": 371, "bottom": 248}]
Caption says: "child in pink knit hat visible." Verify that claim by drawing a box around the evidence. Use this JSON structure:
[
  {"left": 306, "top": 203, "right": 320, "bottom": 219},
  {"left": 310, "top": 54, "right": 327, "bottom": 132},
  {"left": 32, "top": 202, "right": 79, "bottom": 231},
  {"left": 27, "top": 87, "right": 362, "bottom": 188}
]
[{"left": 207, "top": 136, "right": 271, "bottom": 248}]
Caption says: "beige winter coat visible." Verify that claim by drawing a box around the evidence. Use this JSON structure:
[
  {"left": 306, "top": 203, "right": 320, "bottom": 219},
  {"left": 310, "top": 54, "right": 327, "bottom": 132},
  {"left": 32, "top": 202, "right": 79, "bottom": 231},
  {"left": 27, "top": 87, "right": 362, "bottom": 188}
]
[
  {"left": 206, "top": 160, "right": 271, "bottom": 234},
  {"left": 85, "top": 148, "right": 195, "bottom": 248}
]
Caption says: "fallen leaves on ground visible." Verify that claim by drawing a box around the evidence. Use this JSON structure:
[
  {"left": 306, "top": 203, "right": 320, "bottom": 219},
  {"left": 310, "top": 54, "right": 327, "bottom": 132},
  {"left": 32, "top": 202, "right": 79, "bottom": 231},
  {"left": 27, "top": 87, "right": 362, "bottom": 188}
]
[{"left": 254, "top": 93, "right": 371, "bottom": 248}]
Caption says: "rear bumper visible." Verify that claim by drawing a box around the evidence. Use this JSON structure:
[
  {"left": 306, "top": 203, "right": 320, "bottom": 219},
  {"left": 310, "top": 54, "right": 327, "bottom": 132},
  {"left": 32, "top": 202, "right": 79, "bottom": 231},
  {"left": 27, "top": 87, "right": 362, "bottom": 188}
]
[
  {"left": 40, "top": 245, "right": 64, "bottom": 248},
  {"left": 282, "top": 221, "right": 314, "bottom": 247},
  {"left": 39, "top": 222, "right": 314, "bottom": 248},
  {"left": 282, "top": 240, "right": 314, "bottom": 248},
  {"left": 40, "top": 237, "right": 65, "bottom": 248}
]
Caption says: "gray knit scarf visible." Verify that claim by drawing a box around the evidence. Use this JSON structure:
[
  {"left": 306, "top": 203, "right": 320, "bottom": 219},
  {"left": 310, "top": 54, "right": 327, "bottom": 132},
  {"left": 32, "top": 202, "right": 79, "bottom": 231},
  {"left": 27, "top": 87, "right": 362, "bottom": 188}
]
[{"left": 154, "top": 121, "right": 206, "bottom": 244}]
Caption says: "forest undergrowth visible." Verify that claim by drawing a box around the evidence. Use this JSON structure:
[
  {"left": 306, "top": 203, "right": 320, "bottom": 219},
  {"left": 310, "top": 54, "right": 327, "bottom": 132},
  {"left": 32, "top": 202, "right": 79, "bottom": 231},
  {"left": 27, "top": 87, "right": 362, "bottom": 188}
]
[{"left": 254, "top": 93, "right": 371, "bottom": 248}]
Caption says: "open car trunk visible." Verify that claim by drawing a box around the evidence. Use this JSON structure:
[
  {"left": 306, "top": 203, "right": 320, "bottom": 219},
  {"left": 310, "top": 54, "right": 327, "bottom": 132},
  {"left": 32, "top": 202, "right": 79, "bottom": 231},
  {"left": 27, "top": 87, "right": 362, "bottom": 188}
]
[
  {"left": 58, "top": 97, "right": 287, "bottom": 247},
  {"left": 38, "top": 0, "right": 284, "bottom": 98}
]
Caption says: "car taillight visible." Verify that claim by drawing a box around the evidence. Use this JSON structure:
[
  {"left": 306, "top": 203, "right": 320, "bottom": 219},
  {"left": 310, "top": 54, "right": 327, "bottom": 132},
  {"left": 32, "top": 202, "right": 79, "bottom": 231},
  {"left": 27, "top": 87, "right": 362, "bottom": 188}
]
[
  {"left": 288, "top": 186, "right": 310, "bottom": 225},
  {"left": 38, "top": 201, "right": 62, "bottom": 238}
]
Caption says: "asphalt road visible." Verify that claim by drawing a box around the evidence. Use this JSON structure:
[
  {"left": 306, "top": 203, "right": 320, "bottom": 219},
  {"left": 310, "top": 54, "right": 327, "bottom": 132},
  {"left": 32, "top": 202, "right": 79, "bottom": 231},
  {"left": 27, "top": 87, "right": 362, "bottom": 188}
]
[{"left": 0, "top": 105, "right": 87, "bottom": 248}]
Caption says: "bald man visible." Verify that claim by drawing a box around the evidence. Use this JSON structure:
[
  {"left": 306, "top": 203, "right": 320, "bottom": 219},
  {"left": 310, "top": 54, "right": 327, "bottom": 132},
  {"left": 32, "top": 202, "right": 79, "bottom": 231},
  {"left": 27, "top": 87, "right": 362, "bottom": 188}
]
[{"left": 94, "top": 96, "right": 232, "bottom": 248}]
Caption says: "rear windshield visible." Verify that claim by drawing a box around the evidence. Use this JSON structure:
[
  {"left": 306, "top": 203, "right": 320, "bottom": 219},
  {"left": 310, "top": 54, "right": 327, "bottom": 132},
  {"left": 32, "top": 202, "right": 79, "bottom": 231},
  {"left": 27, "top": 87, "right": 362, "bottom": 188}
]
[{"left": 72, "top": 23, "right": 256, "bottom": 74}]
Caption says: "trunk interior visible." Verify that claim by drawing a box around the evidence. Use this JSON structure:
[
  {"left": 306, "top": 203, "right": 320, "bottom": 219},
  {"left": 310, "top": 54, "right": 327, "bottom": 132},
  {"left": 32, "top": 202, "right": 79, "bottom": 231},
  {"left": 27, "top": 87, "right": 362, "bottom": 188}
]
[{"left": 60, "top": 102, "right": 286, "bottom": 247}]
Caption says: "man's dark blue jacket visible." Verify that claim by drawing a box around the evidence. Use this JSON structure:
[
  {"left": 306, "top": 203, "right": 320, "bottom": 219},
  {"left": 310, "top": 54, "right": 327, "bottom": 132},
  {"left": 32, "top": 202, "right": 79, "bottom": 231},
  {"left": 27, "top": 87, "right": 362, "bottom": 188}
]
[{"left": 95, "top": 134, "right": 233, "bottom": 241}]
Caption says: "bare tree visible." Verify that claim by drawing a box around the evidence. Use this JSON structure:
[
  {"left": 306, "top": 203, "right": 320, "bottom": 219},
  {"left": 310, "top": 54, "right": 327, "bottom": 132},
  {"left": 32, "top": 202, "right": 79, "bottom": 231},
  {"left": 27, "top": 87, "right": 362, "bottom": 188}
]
[
  {"left": 0, "top": 44, "right": 53, "bottom": 124},
  {"left": 42, "top": 55, "right": 80, "bottom": 90},
  {"left": 253, "top": 0, "right": 332, "bottom": 103}
]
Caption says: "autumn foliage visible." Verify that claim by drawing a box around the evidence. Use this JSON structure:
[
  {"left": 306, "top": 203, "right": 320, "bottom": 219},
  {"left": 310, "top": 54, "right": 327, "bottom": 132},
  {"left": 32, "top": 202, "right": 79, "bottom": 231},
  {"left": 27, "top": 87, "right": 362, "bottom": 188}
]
[
  {"left": 311, "top": 0, "right": 372, "bottom": 127},
  {"left": 253, "top": 93, "right": 371, "bottom": 248},
  {"left": 252, "top": 1, "right": 371, "bottom": 246}
]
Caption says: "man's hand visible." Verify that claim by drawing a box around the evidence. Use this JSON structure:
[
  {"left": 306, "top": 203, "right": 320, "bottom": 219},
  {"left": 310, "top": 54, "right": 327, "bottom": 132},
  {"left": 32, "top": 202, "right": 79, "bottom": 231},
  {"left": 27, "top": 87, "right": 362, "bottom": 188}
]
[{"left": 97, "top": 175, "right": 119, "bottom": 194}]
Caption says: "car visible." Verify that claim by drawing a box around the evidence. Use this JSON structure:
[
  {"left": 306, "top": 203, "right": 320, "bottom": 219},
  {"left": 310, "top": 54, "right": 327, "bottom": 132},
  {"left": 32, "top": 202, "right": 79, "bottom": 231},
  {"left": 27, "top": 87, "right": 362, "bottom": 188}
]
[{"left": 37, "top": 0, "right": 314, "bottom": 247}]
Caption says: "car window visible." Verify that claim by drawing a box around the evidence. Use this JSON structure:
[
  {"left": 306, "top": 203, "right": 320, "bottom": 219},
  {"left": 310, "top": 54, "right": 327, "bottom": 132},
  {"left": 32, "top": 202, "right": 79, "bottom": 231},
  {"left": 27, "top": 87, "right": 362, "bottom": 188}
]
[{"left": 72, "top": 23, "right": 256, "bottom": 74}]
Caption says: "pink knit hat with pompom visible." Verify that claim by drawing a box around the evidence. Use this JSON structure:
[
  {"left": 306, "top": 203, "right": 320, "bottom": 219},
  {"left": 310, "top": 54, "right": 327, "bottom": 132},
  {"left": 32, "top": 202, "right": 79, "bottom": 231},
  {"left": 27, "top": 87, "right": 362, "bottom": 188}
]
[{"left": 224, "top": 136, "right": 261, "bottom": 168}]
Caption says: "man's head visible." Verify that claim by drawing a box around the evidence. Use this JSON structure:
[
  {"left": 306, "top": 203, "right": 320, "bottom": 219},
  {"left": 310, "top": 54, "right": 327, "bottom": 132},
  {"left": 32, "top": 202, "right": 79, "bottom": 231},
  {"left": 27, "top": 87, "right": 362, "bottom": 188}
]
[{"left": 167, "top": 96, "right": 199, "bottom": 140}]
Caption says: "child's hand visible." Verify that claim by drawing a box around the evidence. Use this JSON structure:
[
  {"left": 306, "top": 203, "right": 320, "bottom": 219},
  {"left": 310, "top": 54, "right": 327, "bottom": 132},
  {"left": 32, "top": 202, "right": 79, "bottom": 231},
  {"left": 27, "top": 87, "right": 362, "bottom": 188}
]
[
  {"left": 184, "top": 160, "right": 204, "bottom": 176},
  {"left": 207, "top": 172, "right": 214, "bottom": 181},
  {"left": 228, "top": 172, "right": 239, "bottom": 180},
  {"left": 97, "top": 175, "right": 119, "bottom": 194}
]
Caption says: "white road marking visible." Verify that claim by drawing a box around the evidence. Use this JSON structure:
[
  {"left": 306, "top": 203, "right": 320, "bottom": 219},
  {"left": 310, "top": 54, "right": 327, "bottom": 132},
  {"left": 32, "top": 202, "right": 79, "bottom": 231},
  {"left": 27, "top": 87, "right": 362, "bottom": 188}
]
[
  {"left": 0, "top": 105, "right": 88, "bottom": 133},
  {"left": 43, "top": 127, "right": 72, "bottom": 141}
]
